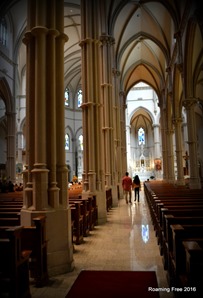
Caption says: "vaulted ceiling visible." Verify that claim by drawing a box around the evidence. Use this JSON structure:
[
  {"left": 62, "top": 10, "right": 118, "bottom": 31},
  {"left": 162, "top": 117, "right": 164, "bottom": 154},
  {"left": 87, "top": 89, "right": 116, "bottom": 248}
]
[{"left": 1, "top": 0, "right": 202, "bottom": 103}]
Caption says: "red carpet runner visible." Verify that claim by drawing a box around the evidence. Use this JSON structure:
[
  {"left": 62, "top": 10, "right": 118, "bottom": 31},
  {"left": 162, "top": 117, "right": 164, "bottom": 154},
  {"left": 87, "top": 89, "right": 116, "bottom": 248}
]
[{"left": 66, "top": 270, "right": 160, "bottom": 298}]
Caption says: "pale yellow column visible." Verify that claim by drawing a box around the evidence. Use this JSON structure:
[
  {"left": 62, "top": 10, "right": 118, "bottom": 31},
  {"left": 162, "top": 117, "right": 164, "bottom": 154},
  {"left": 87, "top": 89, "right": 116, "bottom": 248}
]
[
  {"left": 21, "top": 0, "right": 74, "bottom": 276},
  {"left": 112, "top": 69, "right": 122, "bottom": 198},
  {"left": 100, "top": 34, "right": 112, "bottom": 188},
  {"left": 119, "top": 91, "right": 127, "bottom": 176},
  {"left": 31, "top": 26, "right": 49, "bottom": 210},
  {"left": 183, "top": 98, "right": 201, "bottom": 188},
  {"left": 22, "top": 14, "right": 35, "bottom": 209},
  {"left": 81, "top": 0, "right": 106, "bottom": 223},
  {"left": 173, "top": 117, "right": 185, "bottom": 185},
  {"left": 160, "top": 107, "right": 168, "bottom": 180},
  {"left": 6, "top": 111, "right": 16, "bottom": 182},
  {"left": 165, "top": 129, "right": 175, "bottom": 183}
]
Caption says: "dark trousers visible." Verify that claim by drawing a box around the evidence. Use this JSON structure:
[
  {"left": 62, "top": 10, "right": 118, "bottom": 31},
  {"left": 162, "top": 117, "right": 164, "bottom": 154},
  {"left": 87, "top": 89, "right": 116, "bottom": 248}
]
[{"left": 134, "top": 188, "right": 140, "bottom": 201}]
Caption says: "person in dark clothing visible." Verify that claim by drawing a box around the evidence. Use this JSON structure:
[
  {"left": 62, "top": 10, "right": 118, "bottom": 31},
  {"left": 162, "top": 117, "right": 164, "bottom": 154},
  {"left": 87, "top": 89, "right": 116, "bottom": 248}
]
[{"left": 132, "top": 175, "right": 141, "bottom": 202}]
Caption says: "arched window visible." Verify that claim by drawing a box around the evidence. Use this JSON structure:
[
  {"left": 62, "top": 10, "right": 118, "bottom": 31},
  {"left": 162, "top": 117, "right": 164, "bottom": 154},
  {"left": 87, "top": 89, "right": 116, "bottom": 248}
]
[
  {"left": 77, "top": 89, "right": 82, "bottom": 107},
  {"left": 65, "top": 133, "right": 70, "bottom": 150},
  {"left": 0, "top": 17, "right": 7, "bottom": 46},
  {"left": 64, "top": 87, "right": 69, "bottom": 106},
  {"left": 138, "top": 127, "right": 145, "bottom": 145},
  {"left": 78, "top": 135, "right": 83, "bottom": 151}
]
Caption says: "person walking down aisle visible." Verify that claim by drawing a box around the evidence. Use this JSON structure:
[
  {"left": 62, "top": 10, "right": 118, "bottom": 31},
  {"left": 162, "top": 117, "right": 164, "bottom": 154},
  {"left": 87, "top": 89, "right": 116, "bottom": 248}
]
[
  {"left": 132, "top": 175, "right": 141, "bottom": 202},
  {"left": 122, "top": 172, "right": 132, "bottom": 204}
]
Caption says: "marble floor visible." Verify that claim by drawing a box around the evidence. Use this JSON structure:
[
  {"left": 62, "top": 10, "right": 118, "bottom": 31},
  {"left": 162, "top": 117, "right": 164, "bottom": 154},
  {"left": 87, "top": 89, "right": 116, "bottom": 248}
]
[{"left": 30, "top": 190, "right": 174, "bottom": 298}]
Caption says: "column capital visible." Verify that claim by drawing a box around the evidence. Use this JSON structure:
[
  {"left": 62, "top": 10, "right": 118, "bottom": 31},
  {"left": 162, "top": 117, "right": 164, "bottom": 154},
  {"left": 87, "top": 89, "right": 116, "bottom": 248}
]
[
  {"left": 183, "top": 98, "right": 197, "bottom": 109},
  {"left": 100, "top": 34, "right": 115, "bottom": 45},
  {"left": 172, "top": 117, "right": 182, "bottom": 125},
  {"left": 31, "top": 26, "right": 49, "bottom": 36},
  {"left": 166, "top": 129, "right": 174, "bottom": 134},
  {"left": 23, "top": 31, "right": 34, "bottom": 45},
  {"left": 112, "top": 68, "right": 120, "bottom": 77},
  {"left": 152, "top": 124, "right": 160, "bottom": 128}
]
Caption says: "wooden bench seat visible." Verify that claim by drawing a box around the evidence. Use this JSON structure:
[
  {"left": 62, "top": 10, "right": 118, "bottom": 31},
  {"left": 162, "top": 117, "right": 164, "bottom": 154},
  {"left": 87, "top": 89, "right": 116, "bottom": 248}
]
[
  {"left": 161, "top": 216, "right": 203, "bottom": 269},
  {"left": 168, "top": 224, "right": 203, "bottom": 291},
  {"left": 182, "top": 240, "right": 203, "bottom": 288},
  {"left": 0, "top": 216, "right": 48, "bottom": 288},
  {"left": 70, "top": 202, "right": 84, "bottom": 245},
  {"left": 69, "top": 198, "right": 90, "bottom": 237},
  {"left": 21, "top": 216, "right": 48, "bottom": 287},
  {"left": 0, "top": 226, "right": 31, "bottom": 298},
  {"left": 0, "top": 217, "right": 21, "bottom": 226}
]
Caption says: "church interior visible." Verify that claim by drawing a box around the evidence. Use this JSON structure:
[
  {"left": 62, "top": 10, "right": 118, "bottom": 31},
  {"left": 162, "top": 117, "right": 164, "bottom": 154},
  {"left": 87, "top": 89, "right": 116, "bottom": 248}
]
[{"left": 0, "top": 0, "right": 203, "bottom": 297}]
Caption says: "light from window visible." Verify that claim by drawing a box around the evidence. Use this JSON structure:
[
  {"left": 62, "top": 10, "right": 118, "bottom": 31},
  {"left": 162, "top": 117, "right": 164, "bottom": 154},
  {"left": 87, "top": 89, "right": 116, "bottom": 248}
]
[
  {"left": 64, "top": 87, "right": 69, "bottom": 106},
  {"left": 0, "top": 18, "right": 7, "bottom": 46},
  {"left": 138, "top": 127, "right": 145, "bottom": 145},
  {"left": 78, "top": 135, "right": 83, "bottom": 151},
  {"left": 65, "top": 133, "right": 70, "bottom": 150},
  {"left": 77, "top": 89, "right": 82, "bottom": 107}
]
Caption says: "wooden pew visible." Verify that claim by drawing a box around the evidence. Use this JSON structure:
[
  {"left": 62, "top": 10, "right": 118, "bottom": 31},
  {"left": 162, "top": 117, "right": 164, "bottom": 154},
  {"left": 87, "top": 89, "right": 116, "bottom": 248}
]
[
  {"left": 0, "top": 216, "right": 48, "bottom": 288},
  {"left": 69, "top": 198, "right": 90, "bottom": 237},
  {"left": 162, "top": 215, "right": 203, "bottom": 269},
  {"left": 21, "top": 216, "right": 48, "bottom": 287},
  {"left": 182, "top": 240, "right": 203, "bottom": 288},
  {"left": 167, "top": 224, "right": 203, "bottom": 291},
  {"left": 0, "top": 217, "right": 21, "bottom": 226},
  {"left": 0, "top": 226, "right": 31, "bottom": 298},
  {"left": 106, "top": 188, "right": 112, "bottom": 211},
  {"left": 70, "top": 202, "right": 84, "bottom": 245}
]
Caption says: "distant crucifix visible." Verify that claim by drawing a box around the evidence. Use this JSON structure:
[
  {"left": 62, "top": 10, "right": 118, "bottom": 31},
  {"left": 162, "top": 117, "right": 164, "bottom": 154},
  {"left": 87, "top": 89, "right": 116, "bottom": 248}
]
[{"left": 183, "top": 151, "right": 189, "bottom": 175}]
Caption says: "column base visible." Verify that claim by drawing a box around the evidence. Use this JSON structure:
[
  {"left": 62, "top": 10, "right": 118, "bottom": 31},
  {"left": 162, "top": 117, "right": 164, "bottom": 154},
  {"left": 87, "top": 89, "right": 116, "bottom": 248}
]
[
  {"left": 21, "top": 207, "right": 74, "bottom": 276},
  {"left": 189, "top": 177, "right": 201, "bottom": 189},
  {"left": 82, "top": 189, "right": 107, "bottom": 224},
  {"left": 111, "top": 185, "right": 118, "bottom": 207}
]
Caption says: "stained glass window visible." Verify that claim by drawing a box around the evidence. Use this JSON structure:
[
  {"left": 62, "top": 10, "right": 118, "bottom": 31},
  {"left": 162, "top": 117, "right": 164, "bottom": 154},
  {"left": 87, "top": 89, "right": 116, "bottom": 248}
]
[
  {"left": 65, "top": 133, "right": 70, "bottom": 150},
  {"left": 0, "top": 18, "right": 7, "bottom": 46},
  {"left": 78, "top": 135, "right": 83, "bottom": 151},
  {"left": 64, "top": 87, "right": 69, "bottom": 106},
  {"left": 77, "top": 89, "right": 82, "bottom": 107},
  {"left": 138, "top": 127, "right": 145, "bottom": 145}
]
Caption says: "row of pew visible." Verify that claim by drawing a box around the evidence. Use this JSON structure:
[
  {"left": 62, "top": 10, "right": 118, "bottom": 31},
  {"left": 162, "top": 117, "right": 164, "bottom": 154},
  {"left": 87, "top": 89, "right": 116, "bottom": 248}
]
[
  {"left": 144, "top": 181, "right": 203, "bottom": 296},
  {"left": 0, "top": 192, "right": 48, "bottom": 297},
  {"left": 69, "top": 194, "right": 98, "bottom": 244},
  {"left": 69, "top": 187, "right": 112, "bottom": 245}
]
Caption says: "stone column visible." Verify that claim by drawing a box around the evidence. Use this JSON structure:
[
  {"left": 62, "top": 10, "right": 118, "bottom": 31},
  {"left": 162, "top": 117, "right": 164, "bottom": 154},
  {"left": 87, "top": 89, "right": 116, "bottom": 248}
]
[
  {"left": 153, "top": 124, "right": 160, "bottom": 158},
  {"left": 21, "top": 0, "right": 74, "bottom": 276},
  {"left": 100, "top": 34, "right": 113, "bottom": 188},
  {"left": 100, "top": 34, "right": 118, "bottom": 206},
  {"left": 112, "top": 69, "right": 122, "bottom": 200},
  {"left": 173, "top": 117, "right": 185, "bottom": 185},
  {"left": 81, "top": 0, "right": 106, "bottom": 223},
  {"left": 183, "top": 98, "right": 201, "bottom": 188},
  {"left": 166, "top": 129, "right": 175, "bottom": 183},
  {"left": 6, "top": 111, "right": 16, "bottom": 183},
  {"left": 55, "top": 1, "right": 69, "bottom": 208},
  {"left": 119, "top": 91, "right": 127, "bottom": 175}
]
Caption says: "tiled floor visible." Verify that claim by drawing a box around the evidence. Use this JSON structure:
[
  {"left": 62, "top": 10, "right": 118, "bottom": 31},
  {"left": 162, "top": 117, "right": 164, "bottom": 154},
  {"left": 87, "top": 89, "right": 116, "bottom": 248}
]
[{"left": 31, "top": 190, "right": 174, "bottom": 298}]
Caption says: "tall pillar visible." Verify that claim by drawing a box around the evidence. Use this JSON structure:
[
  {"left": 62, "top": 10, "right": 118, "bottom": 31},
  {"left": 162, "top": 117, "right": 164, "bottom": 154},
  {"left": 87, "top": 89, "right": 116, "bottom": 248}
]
[
  {"left": 183, "top": 98, "right": 201, "bottom": 188},
  {"left": 6, "top": 111, "right": 16, "bottom": 183},
  {"left": 81, "top": 0, "right": 106, "bottom": 224},
  {"left": 166, "top": 129, "right": 175, "bottom": 183},
  {"left": 21, "top": 0, "right": 74, "bottom": 276},
  {"left": 100, "top": 34, "right": 118, "bottom": 206},
  {"left": 100, "top": 34, "right": 113, "bottom": 188},
  {"left": 112, "top": 69, "right": 122, "bottom": 199},
  {"left": 153, "top": 124, "right": 161, "bottom": 158},
  {"left": 173, "top": 117, "right": 185, "bottom": 185},
  {"left": 120, "top": 91, "right": 127, "bottom": 177}
]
